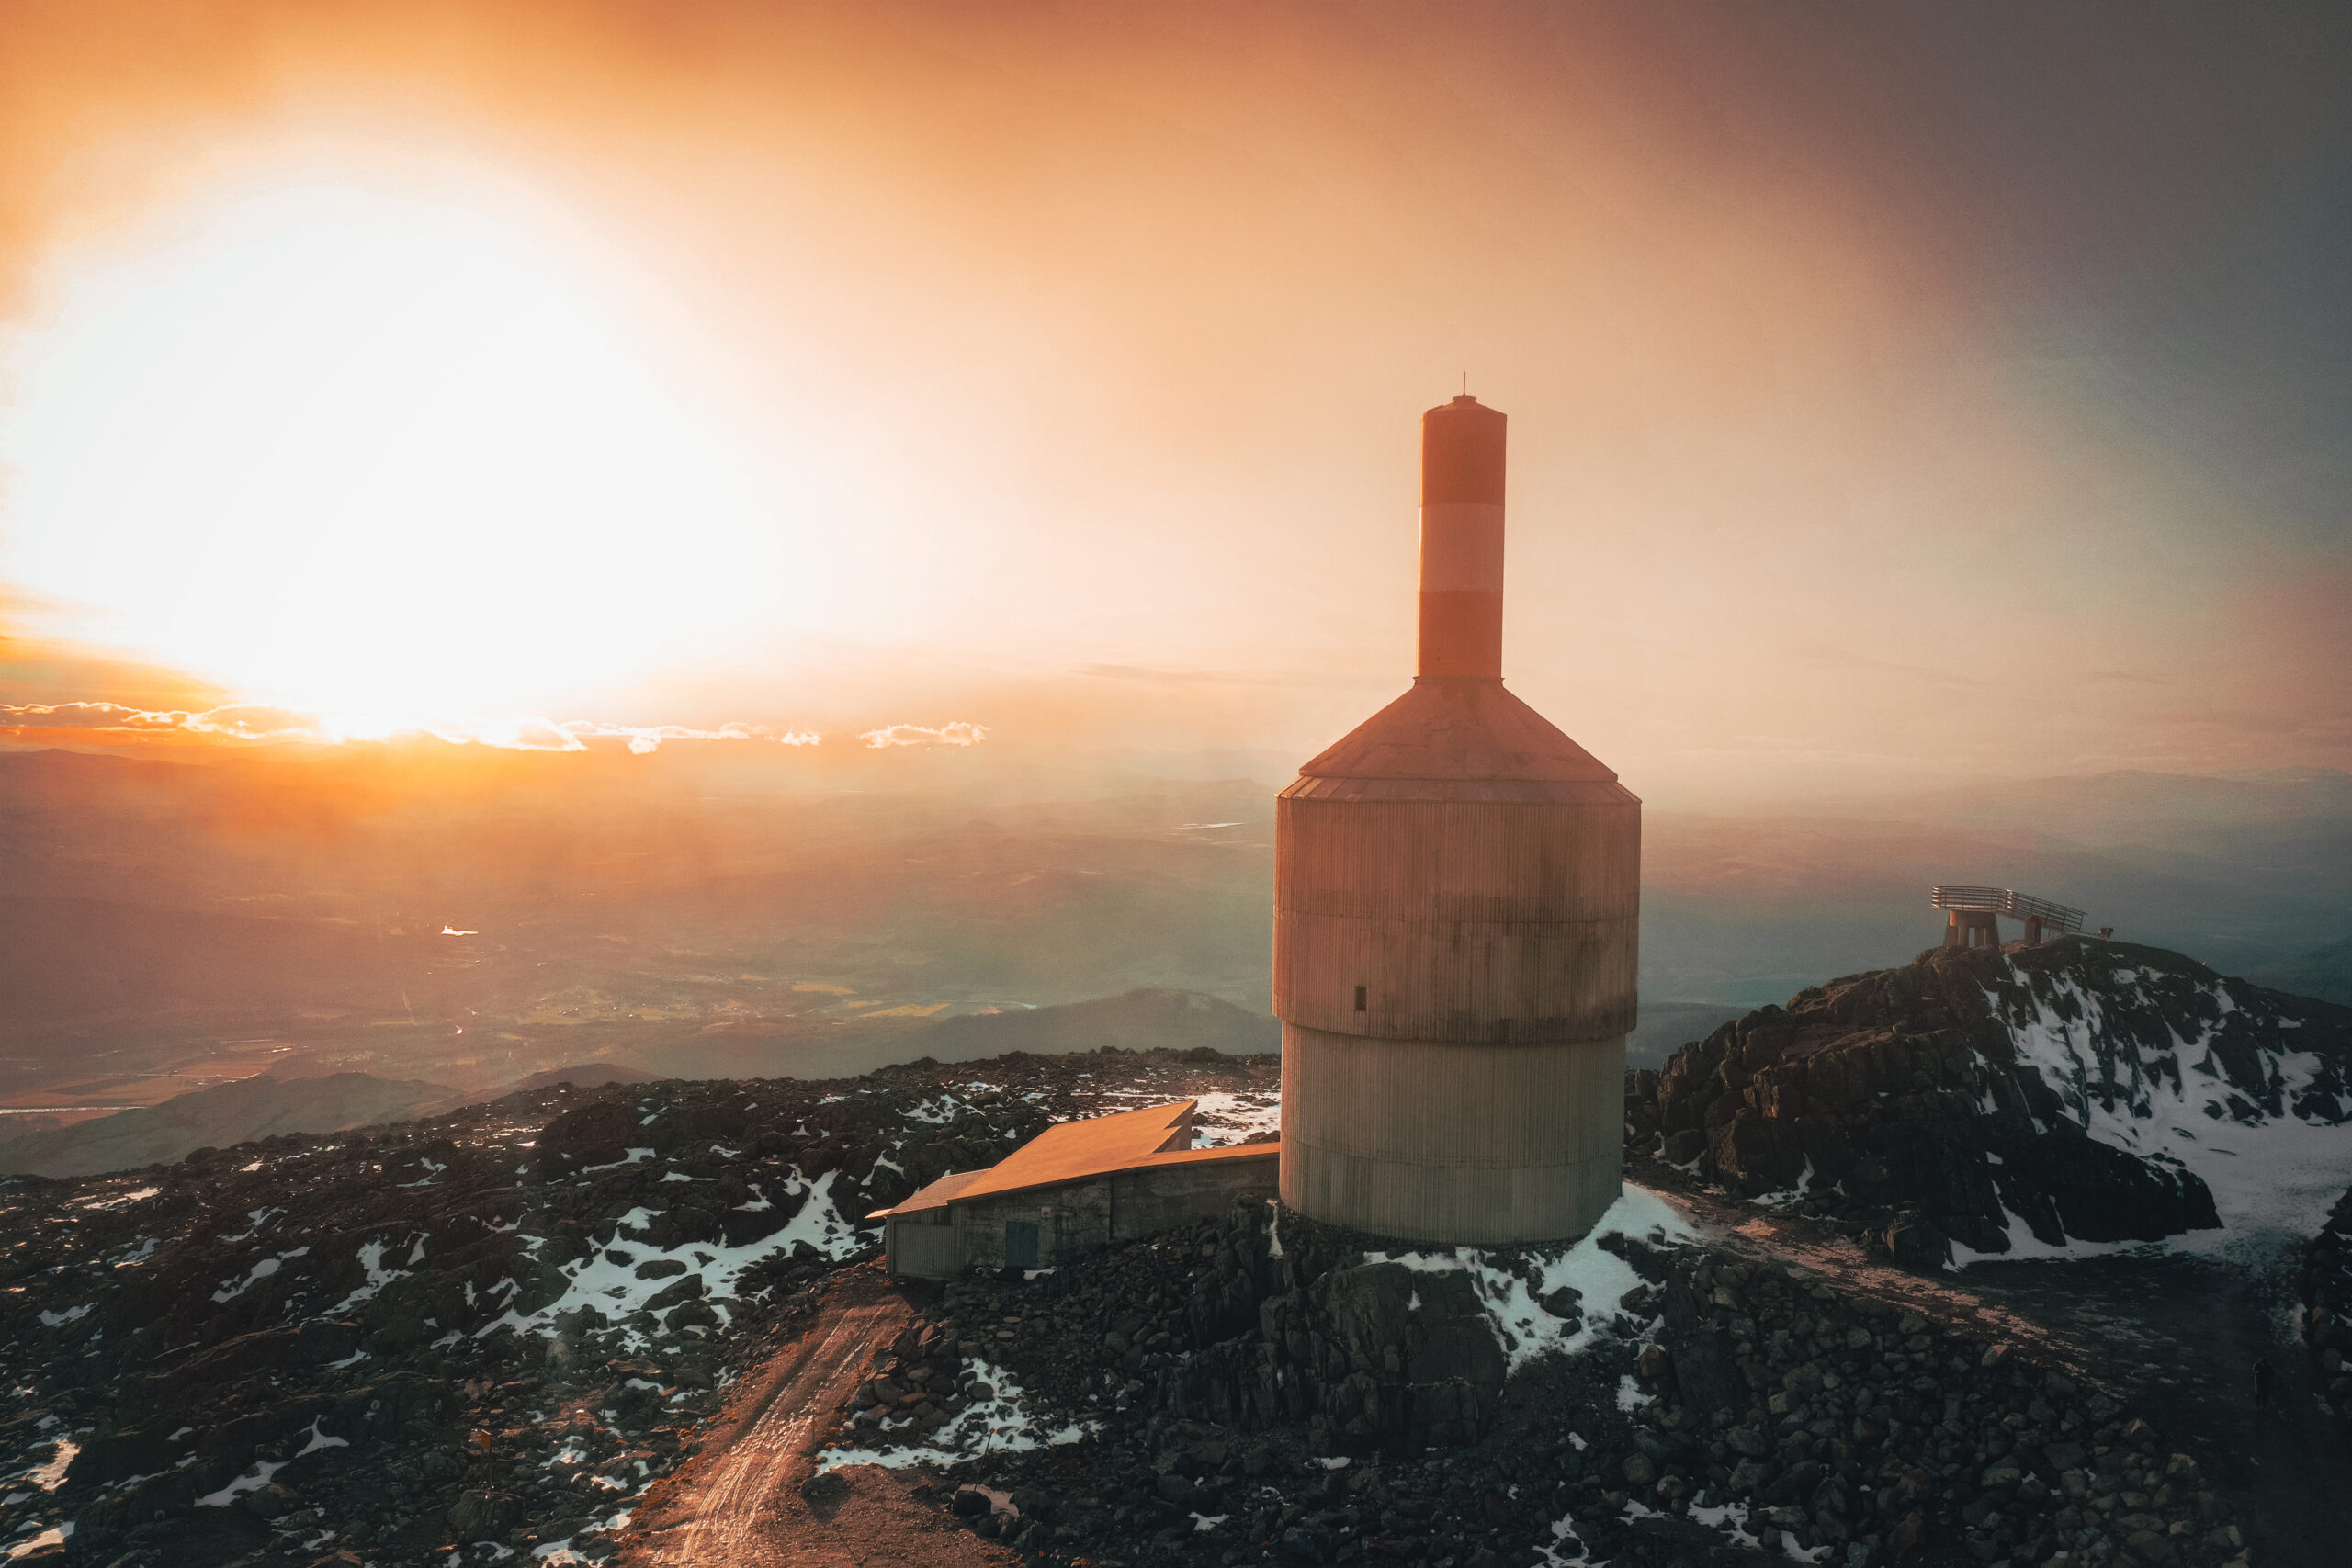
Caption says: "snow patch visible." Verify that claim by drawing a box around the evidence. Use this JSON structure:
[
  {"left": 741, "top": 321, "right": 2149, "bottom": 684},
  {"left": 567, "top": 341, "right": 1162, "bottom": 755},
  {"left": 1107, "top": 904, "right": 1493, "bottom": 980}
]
[
  {"left": 1532, "top": 1511, "right": 1600, "bottom": 1567},
  {"left": 211, "top": 1247, "right": 307, "bottom": 1303},
  {"left": 817, "top": 1355, "right": 1096, "bottom": 1472},
  {"left": 6, "top": 1524, "right": 70, "bottom": 1560},
  {"left": 1188, "top": 1089, "right": 1282, "bottom": 1147},
  {"left": 1364, "top": 1187, "right": 1696, "bottom": 1371},
  {"left": 75, "top": 1187, "right": 158, "bottom": 1211},
  {"left": 1971, "top": 961, "right": 2352, "bottom": 1260},
  {"left": 196, "top": 1460, "right": 285, "bottom": 1506},
  {"left": 296, "top": 1418, "right": 348, "bottom": 1456},
  {"left": 25, "top": 1443, "right": 74, "bottom": 1491},
  {"left": 477, "top": 1172, "right": 864, "bottom": 1347},
  {"left": 397, "top": 1158, "right": 447, "bottom": 1189},
  {"left": 323, "top": 1236, "right": 418, "bottom": 1314},
  {"left": 1609, "top": 1496, "right": 1828, "bottom": 1562}
]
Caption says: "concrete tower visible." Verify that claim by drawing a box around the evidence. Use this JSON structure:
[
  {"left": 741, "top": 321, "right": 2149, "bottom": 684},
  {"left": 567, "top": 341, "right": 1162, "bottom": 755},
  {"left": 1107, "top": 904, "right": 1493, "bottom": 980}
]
[{"left": 1273, "top": 395, "right": 1641, "bottom": 1245}]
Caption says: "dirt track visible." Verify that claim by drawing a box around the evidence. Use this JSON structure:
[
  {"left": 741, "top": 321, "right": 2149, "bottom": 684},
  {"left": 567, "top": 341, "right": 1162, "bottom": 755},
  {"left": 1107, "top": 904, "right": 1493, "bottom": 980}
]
[
  {"left": 617, "top": 1265, "right": 1012, "bottom": 1568},
  {"left": 1658, "top": 1183, "right": 2112, "bottom": 1384}
]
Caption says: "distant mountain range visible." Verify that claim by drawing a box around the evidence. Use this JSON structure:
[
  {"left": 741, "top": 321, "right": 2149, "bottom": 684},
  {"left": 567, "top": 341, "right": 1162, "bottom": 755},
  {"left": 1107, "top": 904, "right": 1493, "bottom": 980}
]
[
  {"left": 0, "top": 990, "right": 1270, "bottom": 1178},
  {"left": 0, "top": 1062, "right": 663, "bottom": 1179},
  {"left": 2250, "top": 934, "right": 2352, "bottom": 1006},
  {"left": 903, "top": 987, "right": 1276, "bottom": 1062},
  {"left": 0, "top": 745, "right": 2343, "bottom": 1101},
  {"left": 0, "top": 1073, "right": 457, "bottom": 1179}
]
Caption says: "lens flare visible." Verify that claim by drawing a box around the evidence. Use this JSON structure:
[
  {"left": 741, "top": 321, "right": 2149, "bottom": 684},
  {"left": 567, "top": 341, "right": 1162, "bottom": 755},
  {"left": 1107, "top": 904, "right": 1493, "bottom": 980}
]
[{"left": 0, "top": 183, "right": 788, "bottom": 712}]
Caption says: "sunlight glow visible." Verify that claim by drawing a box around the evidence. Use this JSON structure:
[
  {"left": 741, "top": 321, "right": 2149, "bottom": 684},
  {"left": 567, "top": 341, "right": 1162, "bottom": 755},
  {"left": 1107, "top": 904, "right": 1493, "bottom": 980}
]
[{"left": 0, "top": 185, "right": 787, "bottom": 711}]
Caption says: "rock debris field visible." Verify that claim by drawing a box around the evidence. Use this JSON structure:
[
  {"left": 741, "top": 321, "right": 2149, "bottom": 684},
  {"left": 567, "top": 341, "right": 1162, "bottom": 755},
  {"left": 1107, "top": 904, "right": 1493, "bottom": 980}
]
[
  {"left": 0, "top": 1047, "right": 1275, "bottom": 1566},
  {"left": 820, "top": 1186, "right": 2251, "bottom": 1568},
  {"left": 2, "top": 934, "right": 2342, "bottom": 1568}
]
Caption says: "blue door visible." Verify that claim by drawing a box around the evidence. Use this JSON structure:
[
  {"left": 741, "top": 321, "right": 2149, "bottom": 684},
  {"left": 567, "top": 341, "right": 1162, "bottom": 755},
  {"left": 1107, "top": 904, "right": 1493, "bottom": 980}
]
[{"left": 1003, "top": 1220, "right": 1039, "bottom": 1269}]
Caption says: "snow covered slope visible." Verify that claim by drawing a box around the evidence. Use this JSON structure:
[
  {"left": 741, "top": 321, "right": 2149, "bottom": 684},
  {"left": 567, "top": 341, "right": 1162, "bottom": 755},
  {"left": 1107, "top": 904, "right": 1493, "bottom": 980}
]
[{"left": 1631, "top": 937, "right": 2352, "bottom": 1259}]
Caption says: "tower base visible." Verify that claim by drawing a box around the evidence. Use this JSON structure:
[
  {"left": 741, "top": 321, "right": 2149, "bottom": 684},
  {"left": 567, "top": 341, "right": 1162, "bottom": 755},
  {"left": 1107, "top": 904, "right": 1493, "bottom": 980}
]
[{"left": 1277, "top": 1023, "right": 1624, "bottom": 1246}]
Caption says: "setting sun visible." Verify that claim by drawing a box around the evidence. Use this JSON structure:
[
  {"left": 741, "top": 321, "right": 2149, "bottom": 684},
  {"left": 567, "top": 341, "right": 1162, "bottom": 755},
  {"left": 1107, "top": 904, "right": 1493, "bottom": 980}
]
[{"left": 0, "top": 182, "right": 787, "bottom": 713}]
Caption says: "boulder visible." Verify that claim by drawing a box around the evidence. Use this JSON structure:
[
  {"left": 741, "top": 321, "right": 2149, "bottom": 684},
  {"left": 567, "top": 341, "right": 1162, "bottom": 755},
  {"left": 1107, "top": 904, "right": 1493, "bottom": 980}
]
[
  {"left": 1707, "top": 1109, "right": 1805, "bottom": 1196},
  {"left": 242, "top": 1482, "right": 300, "bottom": 1520},
  {"left": 1883, "top": 1213, "right": 1951, "bottom": 1271},
  {"left": 536, "top": 1100, "right": 636, "bottom": 1170},
  {"left": 447, "top": 1489, "right": 521, "bottom": 1540}
]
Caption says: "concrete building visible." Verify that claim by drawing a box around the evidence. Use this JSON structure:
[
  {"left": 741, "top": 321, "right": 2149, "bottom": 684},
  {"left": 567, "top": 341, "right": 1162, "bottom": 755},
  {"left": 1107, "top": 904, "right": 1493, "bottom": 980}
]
[
  {"left": 1274, "top": 394, "right": 1641, "bottom": 1245},
  {"left": 870, "top": 1100, "right": 1277, "bottom": 1280}
]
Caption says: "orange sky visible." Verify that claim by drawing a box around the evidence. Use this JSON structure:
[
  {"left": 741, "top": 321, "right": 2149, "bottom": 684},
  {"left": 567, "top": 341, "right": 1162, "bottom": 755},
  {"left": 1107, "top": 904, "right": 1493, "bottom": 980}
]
[{"left": 1, "top": 1, "right": 2346, "bottom": 804}]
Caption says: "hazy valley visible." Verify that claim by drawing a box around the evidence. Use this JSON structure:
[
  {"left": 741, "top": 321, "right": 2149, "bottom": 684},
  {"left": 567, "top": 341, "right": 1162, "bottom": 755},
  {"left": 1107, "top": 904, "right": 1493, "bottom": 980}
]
[{"left": 3, "top": 746, "right": 2346, "bottom": 1141}]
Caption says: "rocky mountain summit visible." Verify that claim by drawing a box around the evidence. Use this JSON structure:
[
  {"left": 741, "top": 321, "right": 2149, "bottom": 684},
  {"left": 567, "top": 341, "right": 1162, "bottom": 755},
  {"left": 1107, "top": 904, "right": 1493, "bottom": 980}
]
[
  {"left": 0, "top": 938, "right": 2330, "bottom": 1568},
  {"left": 1625, "top": 938, "right": 2352, "bottom": 1265},
  {"left": 835, "top": 1191, "right": 2245, "bottom": 1568},
  {"left": 0, "top": 1047, "right": 1276, "bottom": 1566}
]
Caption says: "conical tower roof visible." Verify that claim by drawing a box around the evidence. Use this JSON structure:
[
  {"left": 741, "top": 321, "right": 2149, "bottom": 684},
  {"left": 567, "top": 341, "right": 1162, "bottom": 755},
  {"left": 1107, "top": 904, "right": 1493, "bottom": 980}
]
[
  {"left": 1284, "top": 676, "right": 1635, "bottom": 806},
  {"left": 1303, "top": 675, "right": 1615, "bottom": 781}
]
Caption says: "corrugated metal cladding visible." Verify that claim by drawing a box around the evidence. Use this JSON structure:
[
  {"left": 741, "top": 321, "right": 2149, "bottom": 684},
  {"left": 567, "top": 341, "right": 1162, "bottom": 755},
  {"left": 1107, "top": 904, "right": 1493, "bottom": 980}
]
[
  {"left": 1279, "top": 1026, "right": 1623, "bottom": 1245},
  {"left": 1277, "top": 797, "right": 1637, "bottom": 919},
  {"left": 1272, "top": 392, "right": 1639, "bottom": 1247},
  {"left": 1274, "top": 792, "right": 1638, "bottom": 1043}
]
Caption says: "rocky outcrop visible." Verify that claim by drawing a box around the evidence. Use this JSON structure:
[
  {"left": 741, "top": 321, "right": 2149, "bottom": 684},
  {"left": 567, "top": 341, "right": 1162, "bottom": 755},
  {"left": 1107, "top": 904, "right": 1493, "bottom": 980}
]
[
  {"left": 898, "top": 1208, "right": 2247, "bottom": 1568},
  {"left": 2302, "top": 1183, "right": 2352, "bottom": 1421},
  {"left": 1158, "top": 1205, "right": 1510, "bottom": 1450},
  {"left": 1627, "top": 1251, "right": 2245, "bottom": 1567},
  {"left": 1627, "top": 938, "right": 2352, "bottom": 1255},
  {"left": 843, "top": 1317, "right": 968, "bottom": 1439},
  {"left": 0, "top": 1045, "right": 1277, "bottom": 1567}
]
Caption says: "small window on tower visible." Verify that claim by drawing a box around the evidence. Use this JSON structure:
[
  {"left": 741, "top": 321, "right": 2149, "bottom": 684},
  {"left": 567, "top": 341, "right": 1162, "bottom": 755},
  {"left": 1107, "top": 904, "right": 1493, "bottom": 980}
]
[{"left": 1353, "top": 985, "right": 1367, "bottom": 1012}]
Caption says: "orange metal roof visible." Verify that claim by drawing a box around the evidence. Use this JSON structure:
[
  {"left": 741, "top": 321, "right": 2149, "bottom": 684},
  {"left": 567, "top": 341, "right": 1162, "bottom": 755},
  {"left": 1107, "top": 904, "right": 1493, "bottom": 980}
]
[
  {"left": 869, "top": 1099, "right": 1280, "bottom": 1219},
  {"left": 878, "top": 1168, "right": 992, "bottom": 1215}
]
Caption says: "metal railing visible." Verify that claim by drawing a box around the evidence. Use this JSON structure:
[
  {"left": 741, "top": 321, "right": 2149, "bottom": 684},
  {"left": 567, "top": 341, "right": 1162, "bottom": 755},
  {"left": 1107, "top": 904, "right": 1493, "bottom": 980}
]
[{"left": 1930, "top": 886, "right": 2087, "bottom": 934}]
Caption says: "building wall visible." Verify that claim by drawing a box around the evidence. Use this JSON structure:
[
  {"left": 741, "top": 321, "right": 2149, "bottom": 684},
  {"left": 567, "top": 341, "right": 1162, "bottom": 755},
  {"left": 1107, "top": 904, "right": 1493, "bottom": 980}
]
[
  {"left": 1273, "top": 782, "right": 1637, "bottom": 1246},
  {"left": 1274, "top": 795, "right": 1639, "bottom": 1043},
  {"left": 883, "top": 1156, "right": 1277, "bottom": 1280},
  {"left": 884, "top": 1212, "right": 966, "bottom": 1280},
  {"left": 1107, "top": 1155, "right": 1279, "bottom": 1241},
  {"left": 1277, "top": 1025, "right": 1624, "bottom": 1245}
]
